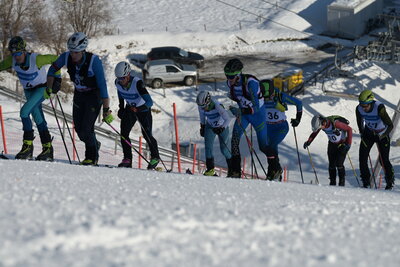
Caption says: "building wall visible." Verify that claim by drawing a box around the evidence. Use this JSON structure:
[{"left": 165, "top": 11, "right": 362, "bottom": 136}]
[{"left": 327, "top": 0, "right": 383, "bottom": 39}]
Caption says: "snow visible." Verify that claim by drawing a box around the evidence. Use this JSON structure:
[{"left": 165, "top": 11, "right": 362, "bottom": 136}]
[{"left": 1, "top": 0, "right": 400, "bottom": 266}]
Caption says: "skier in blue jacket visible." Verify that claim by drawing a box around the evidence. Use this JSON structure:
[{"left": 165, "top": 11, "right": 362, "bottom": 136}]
[
  {"left": 262, "top": 81, "right": 302, "bottom": 180},
  {"left": 47, "top": 32, "right": 113, "bottom": 165},
  {"left": 224, "top": 58, "right": 269, "bottom": 178}
]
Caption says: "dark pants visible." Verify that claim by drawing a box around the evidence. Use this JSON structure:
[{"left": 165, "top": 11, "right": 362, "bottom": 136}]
[
  {"left": 327, "top": 142, "right": 346, "bottom": 184},
  {"left": 73, "top": 90, "right": 102, "bottom": 161},
  {"left": 120, "top": 108, "right": 159, "bottom": 160},
  {"left": 359, "top": 129, "right": 394, "bottom": 186}
]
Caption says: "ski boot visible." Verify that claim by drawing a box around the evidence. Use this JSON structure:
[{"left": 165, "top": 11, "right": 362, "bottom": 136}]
[
  {"left": 266, "top": 169, "right": 283, "bottom": 181},
  {"left": 147, "top": 158, "right": 160, "bottom": 170},
  {"left": 36, "top": 142, "right": 54, "bottom": 161},
  {"left": 204, "top": 168, "right": 216, "bottom": 176},
  {"left": 329, "top": 179, "right": 336, "bottom": 186},
  {"left": 16, "top": 140, "right": 34, "bottom": 160},
  {"left": 80, "top": 159, "right": 98, "bottom": 166},
  {"left": 118, "top": 158, "right": 132, "bottom": 168}
]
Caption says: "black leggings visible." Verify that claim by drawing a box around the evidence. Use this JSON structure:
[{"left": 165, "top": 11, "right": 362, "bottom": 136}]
[
  {"left": 327, "top": 142, "right": 346, "bottom": 180},
  {"left": 120, "top": 109, "right": 159, "bottom": 160},
  {"left": 359, "top": 129, "right": 394, "bottom": 184},
  {"left": 72, "top": 91, "right": 102, "bottom": 160}
]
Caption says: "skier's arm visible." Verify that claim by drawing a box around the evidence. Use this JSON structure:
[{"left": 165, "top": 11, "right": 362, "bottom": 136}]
[
  {"left": 306, "top": 129, "right": 321, "bottom": 144},
  {"left": 378, "top": 104, "right": 393, "bottom": 137},
  {"left": 334, "top": 120, "right": 352, "bottom": 145},
  {"left": 355, "top": 107, "right": 364, "bottom": 134},
  {"left": 282, "top": 92, "right": 302, "bottom": 124},
  {"left": 36, "top": 55, "right": 61, "bottom": 77},
  {"left": 137, "top": 80, "right": 153, "bottom": 108},
  {"left": 198, "top": 107, "right": 206, "bottom": 124},
  {"left": 47, "top": 52, "right": 68, "bottom": 89},
  {"left": 0, "top": 55, "right": 13, "bottom": 71},
  {"left": 215, "top": 103, "right": 231, "bottom": 128},
  {"left": 92, "top": 55, "right": 109, "bottom": 99},
  {"left": 248, "top": 79, "right": 260, "bottom": 110}
]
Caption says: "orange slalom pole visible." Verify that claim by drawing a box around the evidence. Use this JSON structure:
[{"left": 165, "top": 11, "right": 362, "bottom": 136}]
[
  {"left": 379, "top": 173, "right": 382, "bottom": 189},
  {"left": 0, "top": 105, "right": 8, "bottom": 154},
  {"left": 283, "top": 167, "right": 287, "bottom": 182},
  {"left": 173, "top": 103, "right": 182, "bottom": 173},
  {"left": 192, "top": 144, "right": 197, "bottom": 174},
  {"left": 139, "top": 136, "right": 143, "bottom": 169}
]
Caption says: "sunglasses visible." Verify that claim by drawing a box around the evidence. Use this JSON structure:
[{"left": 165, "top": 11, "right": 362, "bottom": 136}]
[
  {"left": 12, "top": 51, "right": 24, "bottom": 57},
  {"left": 360, "top": 104, "right": 370, "bottom": 108},
  {"left": 117, "top": 76, "right": 127, "bottom": 81}
]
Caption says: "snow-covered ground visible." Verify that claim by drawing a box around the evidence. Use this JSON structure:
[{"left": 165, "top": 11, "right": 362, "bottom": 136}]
[{"left": 1, "top": 0, "right": 400, "bottom": 266}]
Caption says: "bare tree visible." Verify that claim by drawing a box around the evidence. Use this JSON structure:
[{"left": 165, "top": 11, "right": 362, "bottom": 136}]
[
  {"left": 59, "top": 0, "right": 113, "bottom": 37},
  {"left": 29, "top": 7, "right": 71, "bottom": 55}
]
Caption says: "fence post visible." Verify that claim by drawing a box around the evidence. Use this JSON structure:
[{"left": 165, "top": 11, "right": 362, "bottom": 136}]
[
  {"left": 173, "top": 103, "right": 182, "bottom": 173},
  {"left": 0, "top": 105, "right": 8, "bottom": 154}
]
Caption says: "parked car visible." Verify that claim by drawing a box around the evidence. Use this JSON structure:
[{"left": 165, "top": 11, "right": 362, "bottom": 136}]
[
  {"left": 143, "top": 59, "right": 198, "bottom": 88},
  {"left": 147, "top": 46, "right": 205, "bottom": 69}
]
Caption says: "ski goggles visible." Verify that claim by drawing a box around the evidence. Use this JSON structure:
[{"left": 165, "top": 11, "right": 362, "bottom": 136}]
[
  {"left": 12, "top": 51, "right": 24, "bottom": 57},
  {"left": 225, "top": 71, "right": 241, "bottom": 80}
]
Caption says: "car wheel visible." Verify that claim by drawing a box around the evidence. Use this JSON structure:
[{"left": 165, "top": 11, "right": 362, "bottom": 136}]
[
  {"left": 184, "top": 76, "right": 195, "bottom": 86},
  {"left": 152, "top": 79, "right": 163, "bottom": 88}
]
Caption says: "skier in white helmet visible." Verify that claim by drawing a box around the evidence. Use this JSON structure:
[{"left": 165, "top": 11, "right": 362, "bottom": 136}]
[
  {"left": 47, "top": 32, "right": 113, "bottom": 165},
  {"left": 114, "top": 61, "right": 160, "bottom": 169}
]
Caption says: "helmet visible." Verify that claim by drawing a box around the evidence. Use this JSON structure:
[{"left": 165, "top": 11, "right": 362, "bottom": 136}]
[
  {"left": 115, "top": 61, "right": 131, "bottom": 78},
  {"left": 358, "top": 90, "right": 374, "bottom": 104},
  {"left": 224, "top": 58, "right": 243, "bottom": 75},
  {"left": 311, "top": 114, "right": 326, "bottom": 132},
  {"left": 67, "top": 32, "right": 88, "bottom": 52},
  {"left": 196, "top": 91, "right": 211, "bottom": 108},
  {"left": 8, "top": 36, "right": 26, "bottom": 52}
]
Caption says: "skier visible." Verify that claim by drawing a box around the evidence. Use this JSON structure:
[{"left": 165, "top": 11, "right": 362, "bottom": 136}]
[
  {"left": 0, "top": 36, "right": 61, "bottom": 161},
  {"left": 262, "top": 81, "right": 303, "bottom": 180},
  {"left": 196, "top": 91, "right": 232, "bottom": 176},
  {"left": 47, "top": 32, "right": 113, "bottom": 165},
  {"left": 356, "top": 89, "right": 394, "bottom": 189},
  {"left": 304, "top": 115, "right": 352, "bottom": 186},
  {"left": 224, "top": 58, "right": 269, "bottom": 178},
  {"left": 114, "top": 61, "right": 160, "bottom": 169}
]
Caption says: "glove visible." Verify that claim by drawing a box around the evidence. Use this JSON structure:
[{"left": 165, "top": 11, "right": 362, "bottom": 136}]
[
  {"left": 200, "top": 124, "right": 205, "bottom": 137},
  {"left": 338, "top": 143, "right": 351, "bottom": 154},
  {"left": 102, "top": 107, "right": 114, "bottom": 124},
  {"left": 241, "top": 107, "right": 254, "bottom": 115},
  {"left": 291, "top": 118, "right": 300, "bottom": 127},
  {"left": 291, "top": 111, "right": 302, "bottom": 127},
  {"left": 303, "top": 141, "right": 311, "bottom": 149},
  {"left": 43, "top": 87, "right": 52, "bottom": 100},
  {"left": 52, "top": 77, "right": 62, "bottom": 94},
  {"left": 130, "top": 105, "right": 147, "bottom": 113},
  {"left": 212, "top": 127, "right": 225, "bottom": 135}
]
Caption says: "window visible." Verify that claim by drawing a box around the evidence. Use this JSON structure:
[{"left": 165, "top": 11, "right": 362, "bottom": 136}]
[
  {"left": 178, "top": 49, "right": 188, "bottom": 58},
  {"left": 166, "top": 66, "right": 179, "bottom": 73}
]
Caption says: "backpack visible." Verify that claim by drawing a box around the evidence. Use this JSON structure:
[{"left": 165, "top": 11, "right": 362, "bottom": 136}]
[{"left": 327, "top": 116, "right": 349, "bottom": 134}]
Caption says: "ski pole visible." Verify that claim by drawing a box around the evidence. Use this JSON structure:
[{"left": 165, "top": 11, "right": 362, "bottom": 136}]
[
  {"left": 250, "top": 127, "right": 254, "bottom": 178},
  {"left": 234, "top": 117, "right": 266, "bottom": 178},
  {"left": 56, "top": 95, "right": 80, "bottom": 163},
  {"left": 347, "top": 154, "right": 361, "bottom": 187},
  {"left": 49, "top": 97, "right": 71, "bottom": 164},
  {"left": 292, "top": 126, "right": 304, "bottom": 184},
  {"left": 105, "top": 121, "right": 150, "bottom": 165},
  {"left": 306, "top": 147, "right": 319, "bottom": 185},
  {"left": 133, "top": 112, "right": 171, "bottom": 172}
]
